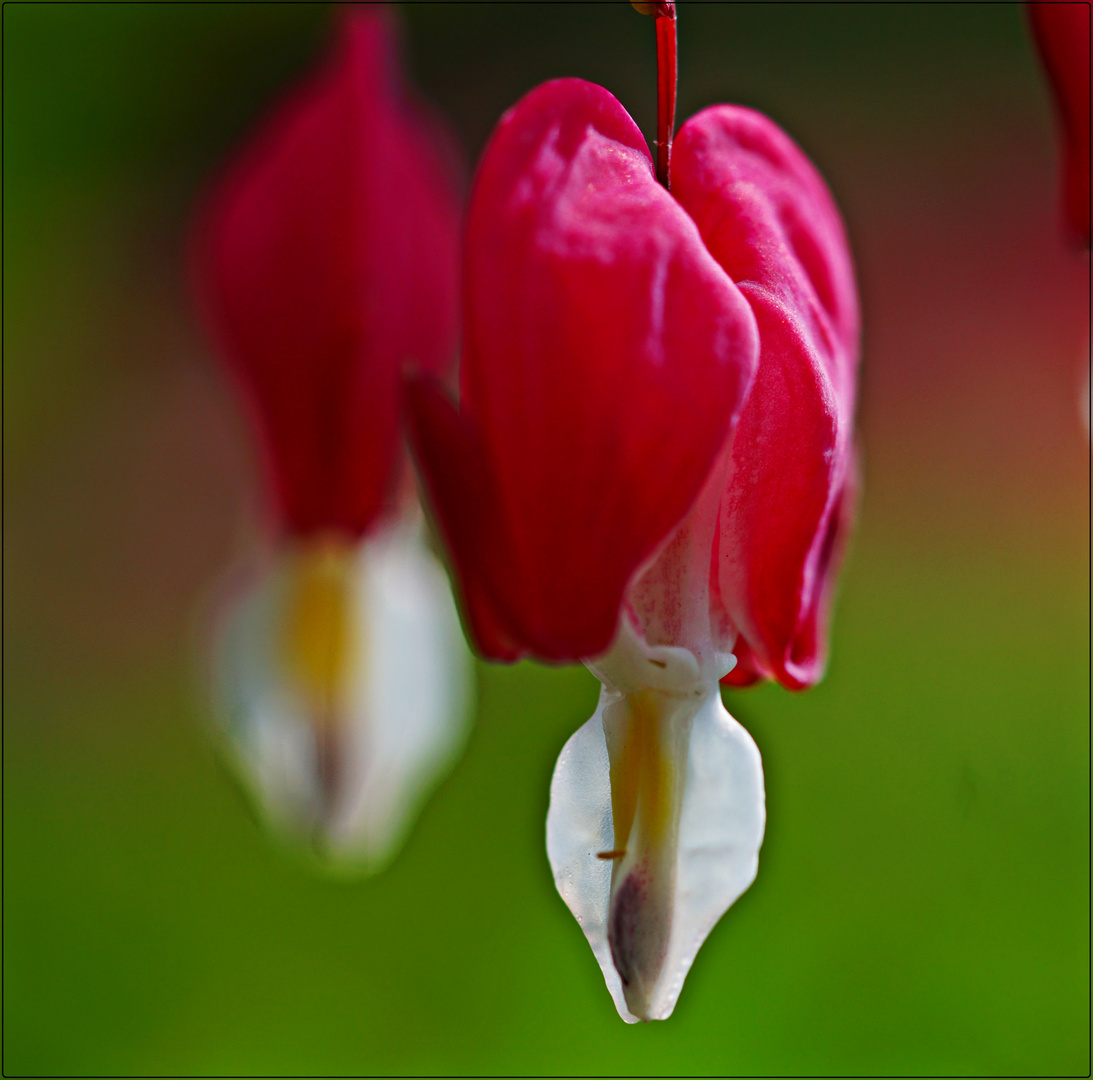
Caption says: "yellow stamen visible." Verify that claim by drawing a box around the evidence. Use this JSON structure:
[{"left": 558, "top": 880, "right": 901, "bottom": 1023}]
[
  {"left": 280, "top": 534, "right": 358, "bottom": 717},
  {"left": 608, "top": 690, "right": 677, "bottom": 856},
  {"left": 602, "top": 686, "right": 693, "bottom": 1018}
]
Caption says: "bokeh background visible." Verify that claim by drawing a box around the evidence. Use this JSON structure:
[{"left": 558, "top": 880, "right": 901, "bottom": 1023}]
[{"left": 4, "top": 2, "right": 1088, "bottom": 1075}]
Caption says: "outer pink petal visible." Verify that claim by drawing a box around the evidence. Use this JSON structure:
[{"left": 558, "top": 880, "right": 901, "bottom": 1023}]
[
  {"left": 1028, "top": 1, "right": 1091, "bottom": 244},
  {"left": 404, "top": 372, "right": 525, "bottom": 662},
  {"left": 407, "top": 79, "right": 759, "bottom": 662},
  {"left": 193, "top": 7, "right": 460, "bottom": 536},
  {"left": 672, "top": 106, "right": 860, "bottom": 690}
]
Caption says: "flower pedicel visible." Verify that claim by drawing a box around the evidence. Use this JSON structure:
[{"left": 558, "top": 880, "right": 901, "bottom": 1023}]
[{"left": 407, "top": 2, "right": 859, "bottom": 1020}]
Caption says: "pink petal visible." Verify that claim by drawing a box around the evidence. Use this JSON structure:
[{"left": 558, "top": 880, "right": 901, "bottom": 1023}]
[
  {"left": 1028, "top": 1, "right": 1091, "bottom": 245},
  {"left": 193, "top": 7, "right": 460, "bottom": 536},
  {"left": 407, "top": 79, "right": 758, "bottom": 662},
  {"left": 672, "top": 106, "right": 860, "bottom": 689}
]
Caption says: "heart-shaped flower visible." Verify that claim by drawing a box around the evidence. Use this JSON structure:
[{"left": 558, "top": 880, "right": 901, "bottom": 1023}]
[
  {"left": 407, "top": 52, "right": 858, "bottom": 1017},
  {"left": 192, "top": 7, "right": 472, "bottom": 869}
]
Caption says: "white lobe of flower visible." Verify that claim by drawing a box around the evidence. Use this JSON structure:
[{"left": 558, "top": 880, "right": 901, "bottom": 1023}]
[
  {"left": 547, "top": 622, "right": 764, "bottom": 1022},
  {"left": 210, "top": 515, "right": 472, "bottom": 872},
  {"left": 548, "top": 432, "right": 765, "bottom": 1021}
]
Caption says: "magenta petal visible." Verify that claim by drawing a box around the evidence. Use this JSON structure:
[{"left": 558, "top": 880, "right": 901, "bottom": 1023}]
[
  {"left": 673, "top": 105, "right": 860, "bottom": 689},
  {"left": 1028, "top": 1, "right": 1091, "bottom": 245},
  {"left": 193, "top": 8, "right": 460, "bottom": 536},
  {"left": 409, "top": 79, "right": 759, "bottom": 662},
  {"left": 403, "top": 372, "right": 524, "bottom": 661}
]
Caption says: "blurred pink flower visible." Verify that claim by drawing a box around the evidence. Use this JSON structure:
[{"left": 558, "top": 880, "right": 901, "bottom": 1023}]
[
  {"left": 194, "top": 7, "right": 460, "bottom": 535},
  {"left": 191, "top": 8, "right": 471, "bottom": 869},
  {"left": 1028, "top": 1, "right": 1091, "bottom": 245}
]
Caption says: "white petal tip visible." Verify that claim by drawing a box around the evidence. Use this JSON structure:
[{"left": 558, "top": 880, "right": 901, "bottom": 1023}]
[
  {"left": 547, "top": 682, "right": 765, "bottom": 1022},
  {"left": 209, "top": 520, "right": 473, "bottom": 873}
]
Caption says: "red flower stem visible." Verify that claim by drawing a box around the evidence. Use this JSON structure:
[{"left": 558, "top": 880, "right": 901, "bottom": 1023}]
[{"left": 654, "top": 3, "right": 677, "bottom": 190}]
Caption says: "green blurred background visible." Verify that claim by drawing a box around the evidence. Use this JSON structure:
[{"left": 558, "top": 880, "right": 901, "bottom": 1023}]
[{"left": 4, "top": 2, "right": 1088, "bottom": 1075}]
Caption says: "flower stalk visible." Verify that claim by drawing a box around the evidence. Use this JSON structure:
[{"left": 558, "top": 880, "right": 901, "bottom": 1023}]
[
  {"left": 654, "top": 3, "right": 677, "bottom": 189},
  {"left": 633, "top": 0, "right": 677, "bottom": 189}
]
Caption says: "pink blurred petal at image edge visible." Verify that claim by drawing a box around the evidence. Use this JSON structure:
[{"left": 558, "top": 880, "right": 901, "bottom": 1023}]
[
  {"left": 1027, "top": 1, "right": 1091, "bottom": 245},
  {"left": 191, "top": 6, "right": 461, "bottom": 538}
]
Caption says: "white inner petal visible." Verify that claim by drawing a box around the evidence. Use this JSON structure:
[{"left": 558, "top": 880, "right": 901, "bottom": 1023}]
[
  {"left": 210, "top": 516, "right": 473, "bottom": 871},
  {"left": 547, "top": 644, "right": 764, "bottom": 1022}
]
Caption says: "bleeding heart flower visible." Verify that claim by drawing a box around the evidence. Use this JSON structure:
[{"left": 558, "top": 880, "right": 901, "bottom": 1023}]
[
  {"left": 1027, "top": 1, "right": 1091, "bottom": 246},
  {"left": 406, "top": 3, "right": 858, "bottom": 1020},
  {"left": 192, "top": 7, "right": 472, "bottom": 869}
]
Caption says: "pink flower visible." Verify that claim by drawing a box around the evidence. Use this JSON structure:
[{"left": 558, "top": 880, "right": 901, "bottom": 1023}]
[
  {"left": 409, "top": 79, "right": 857, "bottom": 691},
  {"left": 192, "top": 8, "right": 471, "bottom": 869},
  {"left": 1028, "top": 1, "right": 1091, "bottom": 245},
  {"left": 407, "top": 74, "right": 858, "bottom": 1019},
  {"left": 195, "top": 7, "right": 460, "bottom": 536}
]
